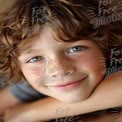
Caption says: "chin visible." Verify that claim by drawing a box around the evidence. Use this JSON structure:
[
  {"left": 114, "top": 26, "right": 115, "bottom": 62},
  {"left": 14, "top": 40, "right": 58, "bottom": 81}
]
[{"left": 57, "top": 96, "right": 88, "bottom": 103}]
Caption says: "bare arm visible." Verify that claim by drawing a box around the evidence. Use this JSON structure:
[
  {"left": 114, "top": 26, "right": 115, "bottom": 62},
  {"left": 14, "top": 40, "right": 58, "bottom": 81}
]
[
  {"left": 4, "top": 72, "right": 122, "bottom": 122},
  {"left": 0, "top": 87, "right": 21, "bottom": 115}
]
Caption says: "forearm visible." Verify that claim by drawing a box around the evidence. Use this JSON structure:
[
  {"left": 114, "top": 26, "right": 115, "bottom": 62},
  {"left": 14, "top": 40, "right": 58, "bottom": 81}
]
[
  {"left": 0, "top": 87, "right": 21, "bottom": 115},
  {"left": 21, "top": 72, "right": 122, "bottom": 121}
]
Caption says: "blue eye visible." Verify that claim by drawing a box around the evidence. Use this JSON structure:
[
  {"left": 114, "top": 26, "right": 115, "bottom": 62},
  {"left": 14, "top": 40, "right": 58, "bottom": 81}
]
[
  {"left": 68, "top": 46, "right": 87, "bottom": 53},
  {"left": 27, "top": 56, "right": 42, "bottom": 63}
]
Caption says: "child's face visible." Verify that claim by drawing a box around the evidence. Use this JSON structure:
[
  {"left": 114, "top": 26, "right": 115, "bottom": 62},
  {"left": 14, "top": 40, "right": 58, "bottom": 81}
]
[{"left": 18, "top": 28, "right": 105, "bottom": 103}]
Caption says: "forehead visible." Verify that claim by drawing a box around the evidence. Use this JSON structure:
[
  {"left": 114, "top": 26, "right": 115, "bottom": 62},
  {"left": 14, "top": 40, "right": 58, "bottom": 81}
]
[
  {"left": 17, "top": 26, "right": 101, "bottom": 56},
  {"left": 24, "top": 39, "right": 99, "bottom": 53}
]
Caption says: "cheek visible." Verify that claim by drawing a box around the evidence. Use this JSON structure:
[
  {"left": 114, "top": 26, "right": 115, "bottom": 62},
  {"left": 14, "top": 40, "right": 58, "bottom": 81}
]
[
  {"left": 21, "top": 65, "right": 45, "bottom": 86},
  {"left": 76, "top": 51, "right": 105, "bottom": 77}
]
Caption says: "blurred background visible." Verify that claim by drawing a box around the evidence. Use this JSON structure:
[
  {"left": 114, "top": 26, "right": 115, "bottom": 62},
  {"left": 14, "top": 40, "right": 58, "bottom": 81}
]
[{"left": 0, "top": 0, "right": 15, "bottom": 14}]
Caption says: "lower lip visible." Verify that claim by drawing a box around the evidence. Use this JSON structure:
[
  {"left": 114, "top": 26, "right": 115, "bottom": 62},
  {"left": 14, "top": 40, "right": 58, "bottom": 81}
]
[{"left": 48, "top": 77, "right": 87, "bottom": 91}]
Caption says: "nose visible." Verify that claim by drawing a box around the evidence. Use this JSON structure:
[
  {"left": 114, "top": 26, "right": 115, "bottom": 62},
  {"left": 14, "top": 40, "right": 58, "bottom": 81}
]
[{"left": 45, "top": 58, "right": 76, "bottom": 77}]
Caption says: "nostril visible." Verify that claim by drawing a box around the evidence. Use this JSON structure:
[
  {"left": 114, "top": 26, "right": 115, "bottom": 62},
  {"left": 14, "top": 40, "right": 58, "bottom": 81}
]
[
  {"left": 65, "top": 71, "right": 71, "bottom": 76},
  {"left": 52, "top": 74, "right": 57, "bottom": 77}
]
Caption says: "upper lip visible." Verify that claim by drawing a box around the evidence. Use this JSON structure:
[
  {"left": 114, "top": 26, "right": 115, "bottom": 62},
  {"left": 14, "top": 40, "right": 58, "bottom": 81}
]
[{"left": 48, "top": 76, "right": 87, "bottom": 87}]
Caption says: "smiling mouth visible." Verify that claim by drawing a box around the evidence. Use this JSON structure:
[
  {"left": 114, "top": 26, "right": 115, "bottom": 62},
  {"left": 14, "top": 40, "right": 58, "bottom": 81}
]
[{"left": 48, "top": 76, "right": 87, "bottom": 90}]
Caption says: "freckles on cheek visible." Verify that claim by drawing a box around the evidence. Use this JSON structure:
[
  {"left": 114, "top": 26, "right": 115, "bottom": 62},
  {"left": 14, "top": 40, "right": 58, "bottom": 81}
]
[
  {"left": 77, "top": 54, "right": 103, "bottom": 70},
  {"left": 76, "top": 55, "right": 92, "bottom": 65},
  {"left": 85, "top": 55, "right": 105, "bottom": 76},
  {"left": 22, "top": 65, "right": 45, "bottom": 83}
]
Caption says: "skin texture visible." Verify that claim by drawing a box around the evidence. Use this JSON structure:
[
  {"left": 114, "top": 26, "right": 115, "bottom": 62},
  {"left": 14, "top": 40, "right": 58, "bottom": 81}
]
[{"left": 18, "top": 27, "right": 105, "bottom": 103}]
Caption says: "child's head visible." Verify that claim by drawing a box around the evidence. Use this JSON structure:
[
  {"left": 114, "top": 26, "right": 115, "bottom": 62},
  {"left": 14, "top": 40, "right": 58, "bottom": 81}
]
[{"left": 0, "top": 0, "right": 121, "bottom": 103}]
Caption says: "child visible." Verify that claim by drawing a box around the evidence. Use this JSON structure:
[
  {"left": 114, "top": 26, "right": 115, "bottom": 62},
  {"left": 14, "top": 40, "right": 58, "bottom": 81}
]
[{"left": 0, "top": 0, "right": 122, "bottom": 121}]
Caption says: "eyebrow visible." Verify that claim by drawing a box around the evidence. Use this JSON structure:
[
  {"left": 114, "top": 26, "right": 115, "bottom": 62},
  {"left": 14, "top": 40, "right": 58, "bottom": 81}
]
[{"left": 24, "top": 49, "right": 43, "bottom": 54}]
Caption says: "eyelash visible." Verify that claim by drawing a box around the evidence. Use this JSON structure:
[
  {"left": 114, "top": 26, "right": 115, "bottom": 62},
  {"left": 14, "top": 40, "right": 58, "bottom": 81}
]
[
  {"left": 26, "top": 56, "right": 43, "bottom": 63},
  {"left": 67, "top": 45, "right": 88, "bottom": 53}
]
